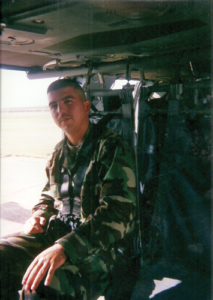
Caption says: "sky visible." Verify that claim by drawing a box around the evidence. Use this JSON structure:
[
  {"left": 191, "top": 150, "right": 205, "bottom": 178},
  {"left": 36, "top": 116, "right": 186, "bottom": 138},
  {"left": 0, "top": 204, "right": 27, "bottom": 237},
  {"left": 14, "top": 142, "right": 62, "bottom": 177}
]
[{"left": 1, "top": 69, "right": 57, "bottom": 108}]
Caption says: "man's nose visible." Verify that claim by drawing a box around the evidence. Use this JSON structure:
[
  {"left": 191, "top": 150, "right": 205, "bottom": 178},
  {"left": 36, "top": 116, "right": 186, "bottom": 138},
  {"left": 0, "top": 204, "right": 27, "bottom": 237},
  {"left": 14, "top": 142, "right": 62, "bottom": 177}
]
[{"left": 57, "top": 102, "right": 66, "bottom": 114}]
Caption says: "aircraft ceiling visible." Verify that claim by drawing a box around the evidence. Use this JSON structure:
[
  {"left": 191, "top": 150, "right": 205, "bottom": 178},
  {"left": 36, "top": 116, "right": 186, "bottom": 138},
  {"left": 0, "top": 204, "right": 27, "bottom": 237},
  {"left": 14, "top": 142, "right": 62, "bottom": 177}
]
[{"left": 1, "top": 0, "right": 212, "bottom": 82}]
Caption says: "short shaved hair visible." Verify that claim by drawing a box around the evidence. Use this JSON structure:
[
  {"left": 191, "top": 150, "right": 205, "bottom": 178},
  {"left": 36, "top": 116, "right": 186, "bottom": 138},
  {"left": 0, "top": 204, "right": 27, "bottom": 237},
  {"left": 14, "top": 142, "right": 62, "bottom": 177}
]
[{"left": 47, "top": 78, "right": 86, "bottom": 102}]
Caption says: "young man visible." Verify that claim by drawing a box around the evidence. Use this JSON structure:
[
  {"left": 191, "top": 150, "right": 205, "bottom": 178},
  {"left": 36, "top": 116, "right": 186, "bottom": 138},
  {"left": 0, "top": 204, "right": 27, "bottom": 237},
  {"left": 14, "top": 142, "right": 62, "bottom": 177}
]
[{"left": 0, "top": 79, "right": 136, "bottom": 300}]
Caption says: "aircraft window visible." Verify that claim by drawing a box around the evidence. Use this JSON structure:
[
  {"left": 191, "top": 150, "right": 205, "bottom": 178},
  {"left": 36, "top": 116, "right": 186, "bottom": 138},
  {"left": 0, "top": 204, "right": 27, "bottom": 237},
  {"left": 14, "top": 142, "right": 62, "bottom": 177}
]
[
  {"left": 1, "top": 70, "right": 61, "bottom": 158},
  {"left": 111, "top": 79, "right": 139, "bottom": 90},
  {"left": 91, "top": 98, "right": 104, "bottom": 112},
  {"left": 1, "top": 70, "right": 60, "bottom": 236}
]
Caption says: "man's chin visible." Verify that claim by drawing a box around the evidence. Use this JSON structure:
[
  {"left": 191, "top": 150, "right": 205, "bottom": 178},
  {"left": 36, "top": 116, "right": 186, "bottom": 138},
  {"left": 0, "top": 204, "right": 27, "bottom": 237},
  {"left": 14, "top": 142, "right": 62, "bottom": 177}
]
[{"left": 60, "top": 122, "right": 75, "bottom": 133}]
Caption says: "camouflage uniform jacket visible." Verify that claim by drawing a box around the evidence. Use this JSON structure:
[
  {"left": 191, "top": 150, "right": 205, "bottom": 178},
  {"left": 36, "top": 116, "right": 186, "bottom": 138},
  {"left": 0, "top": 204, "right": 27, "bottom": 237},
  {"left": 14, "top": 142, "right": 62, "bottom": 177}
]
[{"left": 32, "top": 122, "right": 136, "bottom": 266}]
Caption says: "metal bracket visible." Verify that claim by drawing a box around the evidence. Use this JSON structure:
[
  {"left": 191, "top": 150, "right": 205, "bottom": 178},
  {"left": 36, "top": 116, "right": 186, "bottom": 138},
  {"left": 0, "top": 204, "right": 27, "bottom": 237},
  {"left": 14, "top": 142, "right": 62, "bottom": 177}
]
[
  {"left": 97, "top": 73, "right": 106, "bottom": 89},
  {"left": 84, "top": 61, "right": 93, "bottom": 90}
]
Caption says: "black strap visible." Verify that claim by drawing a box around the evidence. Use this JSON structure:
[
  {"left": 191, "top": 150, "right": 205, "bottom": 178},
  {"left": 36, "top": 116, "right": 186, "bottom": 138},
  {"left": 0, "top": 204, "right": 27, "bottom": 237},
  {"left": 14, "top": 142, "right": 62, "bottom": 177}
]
[
  {"left": 60, "top": 173, "right": 72, "bottom": 215},
  {"left": 72, "top": 143, "right": 94, "bottom": 198}
]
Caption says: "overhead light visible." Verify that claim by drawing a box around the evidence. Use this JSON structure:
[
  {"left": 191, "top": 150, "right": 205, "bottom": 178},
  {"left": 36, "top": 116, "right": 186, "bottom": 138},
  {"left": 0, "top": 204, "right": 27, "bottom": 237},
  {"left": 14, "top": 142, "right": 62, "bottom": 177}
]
[
  {"left": 32, "top": 20, "right": 45, "bottom": 24},
  {"left": 148, "top": 92, "right": 167, "bottom": 100},
  {"left": 0, "top": 23, "right": 6, "bottom": 34}
]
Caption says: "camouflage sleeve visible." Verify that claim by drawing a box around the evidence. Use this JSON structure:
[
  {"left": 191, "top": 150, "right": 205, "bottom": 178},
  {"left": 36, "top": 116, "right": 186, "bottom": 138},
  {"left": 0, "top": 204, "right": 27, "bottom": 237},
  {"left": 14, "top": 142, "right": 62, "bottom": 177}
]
[
  {"left": 32, "top": 149, "right": 60, "bottom": 220},
  {"left": 56, "top": 135, "right": 136, "bottom": 264}
]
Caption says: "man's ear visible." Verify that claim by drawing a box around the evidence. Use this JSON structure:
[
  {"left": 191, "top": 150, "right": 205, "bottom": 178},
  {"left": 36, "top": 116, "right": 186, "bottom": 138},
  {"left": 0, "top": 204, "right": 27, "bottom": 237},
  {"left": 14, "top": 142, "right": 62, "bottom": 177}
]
[{"left": 84, "top": 100, "right": 91, "bottom": 114}]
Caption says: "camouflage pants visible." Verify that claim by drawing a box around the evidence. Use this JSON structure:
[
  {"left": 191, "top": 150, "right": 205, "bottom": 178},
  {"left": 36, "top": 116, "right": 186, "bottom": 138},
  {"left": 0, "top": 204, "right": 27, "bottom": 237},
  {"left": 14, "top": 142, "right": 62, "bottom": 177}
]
[{"left": 0, "top": 231, "right": 111, "bottom": 300}]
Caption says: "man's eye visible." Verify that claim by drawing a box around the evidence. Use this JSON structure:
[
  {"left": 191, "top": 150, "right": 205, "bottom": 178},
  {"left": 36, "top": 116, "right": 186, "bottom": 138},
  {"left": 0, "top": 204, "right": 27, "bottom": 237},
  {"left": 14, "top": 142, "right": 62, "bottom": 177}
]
[
  {"left": 64, "top": 99, "right": 72, "bottom": 104},
  {"left": 50, "top": 104, "right": 57, "bottom": 110}
]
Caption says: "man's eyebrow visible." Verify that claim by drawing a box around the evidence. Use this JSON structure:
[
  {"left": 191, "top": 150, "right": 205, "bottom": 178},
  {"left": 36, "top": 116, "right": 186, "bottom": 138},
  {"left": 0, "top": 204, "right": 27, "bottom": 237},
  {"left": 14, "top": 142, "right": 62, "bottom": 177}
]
[
  {"left": 61, "top": 95, "right": 75, "bottom": 101},
  {"left": 49, "top": 101, "right": 56, "bottom": 107},
  {"left": 49, "top": 96, "right": 75, "bottom": 107}
]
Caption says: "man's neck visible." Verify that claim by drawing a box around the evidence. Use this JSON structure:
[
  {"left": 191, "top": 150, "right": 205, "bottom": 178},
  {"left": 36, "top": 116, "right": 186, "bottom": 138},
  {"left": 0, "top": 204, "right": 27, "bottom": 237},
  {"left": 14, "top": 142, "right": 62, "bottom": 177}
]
[{"left": 65, "top": 121, "right": 89, "bottom": 146}]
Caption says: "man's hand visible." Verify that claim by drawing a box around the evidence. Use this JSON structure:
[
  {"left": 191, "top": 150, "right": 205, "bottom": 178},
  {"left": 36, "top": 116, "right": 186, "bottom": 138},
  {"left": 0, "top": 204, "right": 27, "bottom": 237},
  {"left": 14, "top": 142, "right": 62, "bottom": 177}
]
[
  {"left": 22, "top": 244, "right": 67, "bottom": 290},
  {"left": 23, "top": 216, "right": 46, "bottom": 235}
]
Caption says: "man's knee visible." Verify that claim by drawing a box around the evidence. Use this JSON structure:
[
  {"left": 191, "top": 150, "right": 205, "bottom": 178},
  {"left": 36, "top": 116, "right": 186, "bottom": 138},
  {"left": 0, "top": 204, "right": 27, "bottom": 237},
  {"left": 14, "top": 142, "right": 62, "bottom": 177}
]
[{"left": 0, "top": 236, "right": 44, "bottom": 300}]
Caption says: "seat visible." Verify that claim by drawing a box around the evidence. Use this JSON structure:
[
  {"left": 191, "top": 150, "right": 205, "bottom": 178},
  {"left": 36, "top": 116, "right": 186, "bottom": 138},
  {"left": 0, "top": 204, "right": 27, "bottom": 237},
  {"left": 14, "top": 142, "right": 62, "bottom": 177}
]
[{"left": 130, "top": 84, "right": 211, "bottom": 300}]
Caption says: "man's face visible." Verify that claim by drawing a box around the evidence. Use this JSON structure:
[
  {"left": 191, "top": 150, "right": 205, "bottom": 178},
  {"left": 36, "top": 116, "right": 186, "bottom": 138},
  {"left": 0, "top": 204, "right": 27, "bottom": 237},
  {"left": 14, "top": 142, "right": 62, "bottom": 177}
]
[{"left": 48, "top": 86, "right": 91, "bottom": 134}]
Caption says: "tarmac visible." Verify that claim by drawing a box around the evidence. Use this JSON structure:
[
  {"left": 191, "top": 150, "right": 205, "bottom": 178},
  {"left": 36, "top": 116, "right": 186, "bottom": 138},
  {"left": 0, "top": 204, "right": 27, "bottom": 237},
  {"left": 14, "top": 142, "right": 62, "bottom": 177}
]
[{"left": 0, "top": 156, "right": 47, "bottom": 237}]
